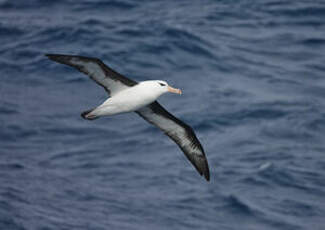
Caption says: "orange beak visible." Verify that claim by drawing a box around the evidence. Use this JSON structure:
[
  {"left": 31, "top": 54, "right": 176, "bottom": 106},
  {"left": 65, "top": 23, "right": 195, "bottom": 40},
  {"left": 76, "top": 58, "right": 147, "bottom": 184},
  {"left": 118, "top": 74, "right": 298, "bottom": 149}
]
[{"left": 168, "top": 86, "right": 182, "bottom": 95}]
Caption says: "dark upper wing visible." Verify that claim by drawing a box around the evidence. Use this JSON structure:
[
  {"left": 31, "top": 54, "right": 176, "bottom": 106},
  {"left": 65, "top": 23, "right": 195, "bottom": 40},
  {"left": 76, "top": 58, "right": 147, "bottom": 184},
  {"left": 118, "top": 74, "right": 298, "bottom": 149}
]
[
  {"left": 136, "top": 101, "right": 210, "bottom": 181},
  {"left": 46, "top": 54, "right": 137, "bottom": 96}
]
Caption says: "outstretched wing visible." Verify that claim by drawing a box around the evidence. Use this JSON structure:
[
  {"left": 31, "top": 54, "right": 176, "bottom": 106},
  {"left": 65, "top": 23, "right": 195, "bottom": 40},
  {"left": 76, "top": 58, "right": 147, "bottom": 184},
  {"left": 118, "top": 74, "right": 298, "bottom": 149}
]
[
  {"left": 136, "top": 101, "right": 210, "bottom": 181},
  {"left": 46, "top": 54, "right": 137, "bottom": 96}
]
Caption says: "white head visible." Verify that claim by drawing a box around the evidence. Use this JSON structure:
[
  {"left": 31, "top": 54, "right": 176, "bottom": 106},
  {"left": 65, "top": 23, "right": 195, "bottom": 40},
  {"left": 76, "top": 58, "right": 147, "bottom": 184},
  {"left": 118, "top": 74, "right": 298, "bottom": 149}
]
[{"left": 141, "top": 80, "right": 182, "bottom": 98}]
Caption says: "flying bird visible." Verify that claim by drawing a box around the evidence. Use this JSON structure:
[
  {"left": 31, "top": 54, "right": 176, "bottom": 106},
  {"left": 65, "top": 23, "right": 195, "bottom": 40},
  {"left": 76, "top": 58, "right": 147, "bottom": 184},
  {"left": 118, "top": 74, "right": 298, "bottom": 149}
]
[{"left": 46, "top": 54, "right": 210, "bottom": 181}]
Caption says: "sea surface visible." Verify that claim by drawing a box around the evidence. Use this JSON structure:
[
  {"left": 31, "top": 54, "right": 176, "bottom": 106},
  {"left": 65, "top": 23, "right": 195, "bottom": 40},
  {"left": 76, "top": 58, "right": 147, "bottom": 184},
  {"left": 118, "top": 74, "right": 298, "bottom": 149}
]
[{"left": 1, "top": 0, "right": 325, "bottom": 229}]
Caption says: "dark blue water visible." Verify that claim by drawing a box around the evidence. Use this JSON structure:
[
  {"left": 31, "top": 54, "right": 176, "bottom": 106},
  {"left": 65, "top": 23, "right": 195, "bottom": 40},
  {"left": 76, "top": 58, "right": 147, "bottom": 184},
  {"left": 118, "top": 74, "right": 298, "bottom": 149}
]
[{"left": 1, "top": 0, "right": 325, "bottom": 229}]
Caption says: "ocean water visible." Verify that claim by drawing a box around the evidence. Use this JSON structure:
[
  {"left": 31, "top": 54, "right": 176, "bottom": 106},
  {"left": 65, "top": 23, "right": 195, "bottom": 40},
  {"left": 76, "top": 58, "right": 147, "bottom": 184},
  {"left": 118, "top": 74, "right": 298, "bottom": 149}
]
[{"left": 1, "top": 0, "right": 325, "bottom": 229}]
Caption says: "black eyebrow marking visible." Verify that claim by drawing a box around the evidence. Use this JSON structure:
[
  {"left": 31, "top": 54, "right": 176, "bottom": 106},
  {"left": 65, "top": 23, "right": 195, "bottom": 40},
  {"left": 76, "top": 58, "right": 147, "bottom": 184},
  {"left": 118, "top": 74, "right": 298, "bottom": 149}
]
[{"left": 159, "top": 83, "right": 166, "bottom": 86}]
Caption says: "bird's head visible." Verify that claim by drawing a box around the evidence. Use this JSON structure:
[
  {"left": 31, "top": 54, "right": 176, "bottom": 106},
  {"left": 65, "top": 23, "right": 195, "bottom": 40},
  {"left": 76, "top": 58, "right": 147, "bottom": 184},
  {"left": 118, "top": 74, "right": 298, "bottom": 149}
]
[
  {"left": 139, "top": 80, "right": 182, "bottom": 100},
  {"left": 153, "top": 80, "right": 182, "bottom": 96}
]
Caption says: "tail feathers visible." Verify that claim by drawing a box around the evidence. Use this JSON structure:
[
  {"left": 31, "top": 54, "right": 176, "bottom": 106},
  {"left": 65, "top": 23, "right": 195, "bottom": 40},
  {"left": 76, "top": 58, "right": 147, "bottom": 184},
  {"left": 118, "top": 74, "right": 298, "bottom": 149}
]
[{"left": 81, "top": 109, "right": 99, "bottom": 120}]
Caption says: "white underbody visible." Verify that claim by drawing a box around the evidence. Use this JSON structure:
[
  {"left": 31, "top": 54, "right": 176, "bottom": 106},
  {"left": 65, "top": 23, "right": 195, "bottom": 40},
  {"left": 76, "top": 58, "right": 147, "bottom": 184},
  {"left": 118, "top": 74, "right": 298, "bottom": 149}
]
[{"left": 89, "top": 81, "right": 164, "bottom": 117}]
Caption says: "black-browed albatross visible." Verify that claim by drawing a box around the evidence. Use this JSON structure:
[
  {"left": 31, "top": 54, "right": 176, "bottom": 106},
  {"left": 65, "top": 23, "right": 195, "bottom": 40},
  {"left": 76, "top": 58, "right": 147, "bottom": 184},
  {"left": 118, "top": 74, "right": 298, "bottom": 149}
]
[{"left": 46, "top": 54, "right": 210, "bottom": 181}]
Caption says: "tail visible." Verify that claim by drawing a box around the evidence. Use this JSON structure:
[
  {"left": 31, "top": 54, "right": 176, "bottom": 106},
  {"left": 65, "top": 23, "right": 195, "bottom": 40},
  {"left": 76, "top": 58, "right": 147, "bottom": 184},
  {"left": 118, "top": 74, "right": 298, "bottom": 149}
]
[{"left": 81, "top": 109, "right": 99, "bottom": 120}]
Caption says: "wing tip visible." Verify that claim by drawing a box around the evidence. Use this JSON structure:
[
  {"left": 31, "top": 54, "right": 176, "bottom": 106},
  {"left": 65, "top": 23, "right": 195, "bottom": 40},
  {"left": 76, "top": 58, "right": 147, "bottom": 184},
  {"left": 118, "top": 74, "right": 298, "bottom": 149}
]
[
  {"left": 203, "top": 168, "right": 210, "bottom": 181},
  {"left": 45, "top": 53, "right": 64, "bottom": 62},
  {"left": 45, "top": 53, "right": 53, "bottom": 59},
  {"left": 189, "top": 154, "right": 210, "bottom": 182},
  {"left": 202, "top": 160, "right": 210, "bottom": 182},
  {"left": 45, "top": 53, "right": 57, "bottom": 58}
]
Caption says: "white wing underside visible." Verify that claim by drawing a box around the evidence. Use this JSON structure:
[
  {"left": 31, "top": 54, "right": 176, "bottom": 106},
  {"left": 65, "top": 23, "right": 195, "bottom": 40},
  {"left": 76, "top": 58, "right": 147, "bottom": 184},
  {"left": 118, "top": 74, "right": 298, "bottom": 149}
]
[
  {"left": 46, "top": 54, "right": 137, "bottom": 96},
  {"left": 137, "top": 102, "right": 210, "bottom": 181}
]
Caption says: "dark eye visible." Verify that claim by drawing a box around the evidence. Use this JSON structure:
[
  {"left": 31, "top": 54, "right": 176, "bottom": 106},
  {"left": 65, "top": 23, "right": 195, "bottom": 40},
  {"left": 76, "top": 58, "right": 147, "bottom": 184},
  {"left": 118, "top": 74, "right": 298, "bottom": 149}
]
[{"left": 159, "top": 83, "right": 166, "bottom": 86}]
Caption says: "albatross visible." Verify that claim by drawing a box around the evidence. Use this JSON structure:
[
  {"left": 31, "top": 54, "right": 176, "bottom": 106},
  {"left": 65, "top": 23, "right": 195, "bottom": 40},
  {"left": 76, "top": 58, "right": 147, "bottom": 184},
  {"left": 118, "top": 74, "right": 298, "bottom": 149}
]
[{"left": 46, "top": 54, "right": 210, "bottom": 181}]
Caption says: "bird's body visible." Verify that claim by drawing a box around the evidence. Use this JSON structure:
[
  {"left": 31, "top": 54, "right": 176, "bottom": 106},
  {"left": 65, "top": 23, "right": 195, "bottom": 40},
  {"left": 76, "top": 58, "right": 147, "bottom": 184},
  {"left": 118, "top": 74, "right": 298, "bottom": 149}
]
[
  {"left": 88, "top": 81, "right": 172, "bottom": 118},
  {"left": 46, "top": 54, "right": 210, "bottom": 181}
]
